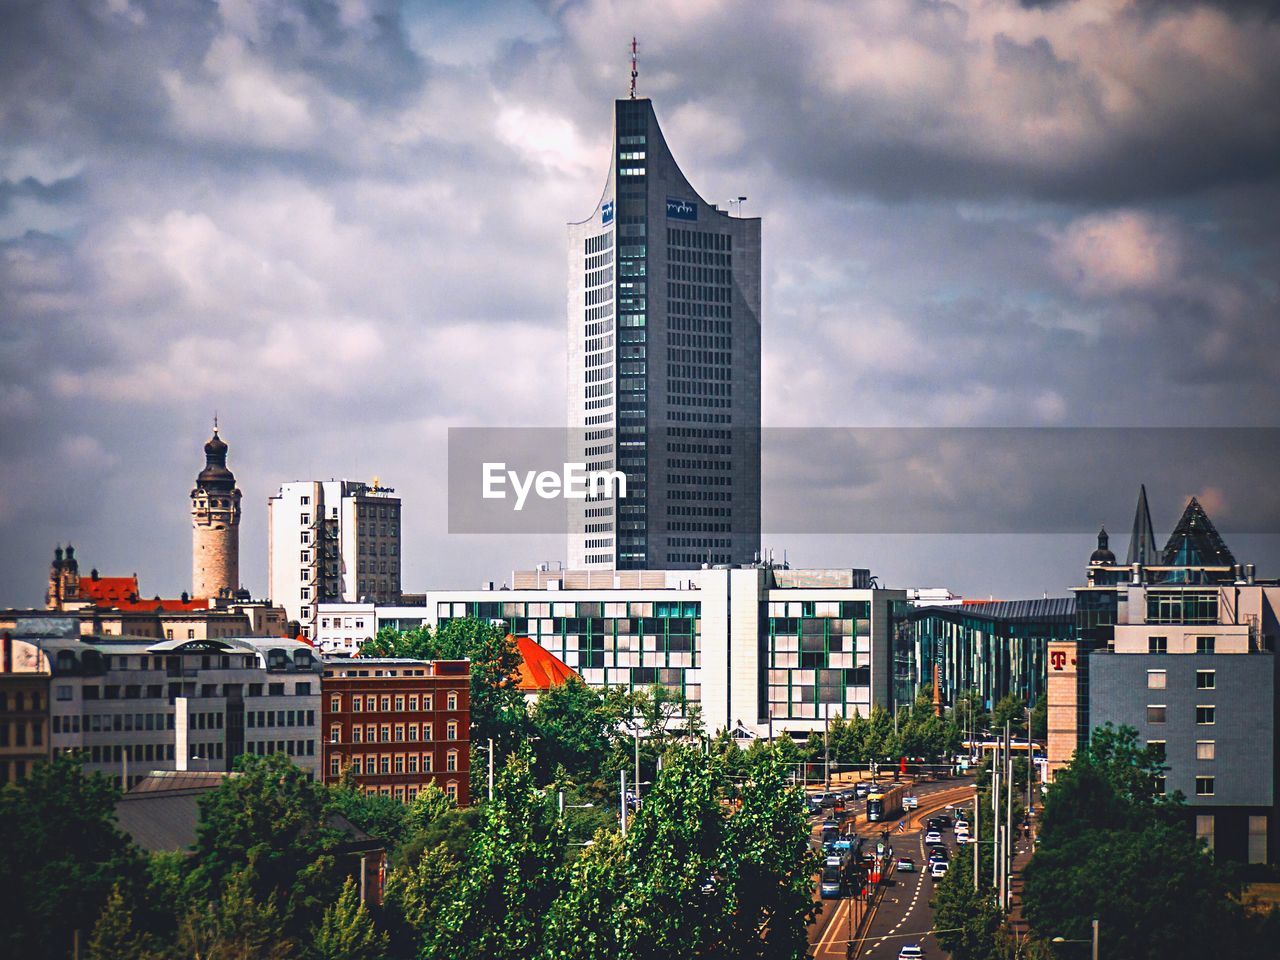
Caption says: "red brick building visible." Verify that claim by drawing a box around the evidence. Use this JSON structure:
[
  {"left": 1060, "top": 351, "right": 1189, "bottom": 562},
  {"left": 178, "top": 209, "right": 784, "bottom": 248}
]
[{"left": 322, "top": 658, "right": 470, "bottom": 804}]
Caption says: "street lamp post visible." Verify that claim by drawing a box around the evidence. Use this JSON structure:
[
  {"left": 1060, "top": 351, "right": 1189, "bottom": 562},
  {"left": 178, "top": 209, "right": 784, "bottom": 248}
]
[
  {"left": 1051, "top": 919, "right": 1098, "bottom": 960},
  {"left": 824, "top": 703, "right": 831, "bottom": 792}
]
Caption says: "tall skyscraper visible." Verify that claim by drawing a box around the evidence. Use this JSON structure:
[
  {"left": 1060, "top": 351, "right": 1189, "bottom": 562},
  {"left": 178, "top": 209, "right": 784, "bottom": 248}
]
[
  {"left": 567, "top": 94, "right": 761, "bottom": 570},
  {"left": 191, "top": 425, "right": 241, "bottom": 599},
  {"left": 267, "top": 479, "right": 401, "bottom": 635}
]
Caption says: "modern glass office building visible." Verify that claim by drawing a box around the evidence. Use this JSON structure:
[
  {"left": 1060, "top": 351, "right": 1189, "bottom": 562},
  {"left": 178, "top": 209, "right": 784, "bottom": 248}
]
[
  {"left": 567, "top": 96, "right": 761, "bottom": 570},
  {"left": 892, "top": 598, "right": 1075, "bottom": 711}
]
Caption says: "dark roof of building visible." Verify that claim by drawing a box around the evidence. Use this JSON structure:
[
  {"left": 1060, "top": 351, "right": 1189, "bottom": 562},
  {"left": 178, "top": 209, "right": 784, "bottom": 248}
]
[
  {"left": 115, "top": 770, "right": 385, "bottom": 855},
  {"left": 1161, "top": 497, "right": 1237, "bottom": 568},
  {"left": 1089, "top": 526, "right": 1116, "bottom": 566},
  {"left": 1126, "top": 484, "right": 1159, "bottom": 566},
  {"left": 910, "top": 597, "right": 1075, "bottom": 624},
  {"left": 115, "top": 770, "right": 230, "bottom": 852},
  {"left": 197, "top": 428, "right": 236, "bottom": 489}
]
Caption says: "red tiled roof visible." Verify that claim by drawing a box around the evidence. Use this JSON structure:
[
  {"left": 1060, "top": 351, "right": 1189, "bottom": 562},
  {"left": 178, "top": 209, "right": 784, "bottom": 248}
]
[
  {"left": 75, "top": 575, "right": 207, "bottom": 612},
  {"left": 77, "top": 576, "right": 141, "bottom": 607},
  {"left": 512, "top": 636, "right": 578, "bottom": 692}
]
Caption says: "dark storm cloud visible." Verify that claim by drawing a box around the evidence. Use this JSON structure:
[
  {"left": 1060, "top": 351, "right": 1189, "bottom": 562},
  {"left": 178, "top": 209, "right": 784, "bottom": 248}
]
[
  {"left": 539, "top": 1, "right": 1280, "bottom": 205},
  {"left": 1, "top": 0, "right": 1279, "bottom": 606}
]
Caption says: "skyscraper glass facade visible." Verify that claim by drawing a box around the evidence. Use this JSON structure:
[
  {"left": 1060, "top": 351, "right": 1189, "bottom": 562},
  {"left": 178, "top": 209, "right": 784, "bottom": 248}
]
[{"left": 567, "top": 97, "right": 761, "bottom": 570}]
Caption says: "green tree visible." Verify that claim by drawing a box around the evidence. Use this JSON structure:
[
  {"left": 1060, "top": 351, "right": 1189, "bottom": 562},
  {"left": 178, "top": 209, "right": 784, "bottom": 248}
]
[
  {"left": 85, "top": 883, "right": 162, "bottom": 960},
  {"left": 990, "top": 694, "right": 1028, "bottom": 735},
  {"left": 360, "top": 624, "right": 433, "bottom": 659},
  {"left": 861, "top": 705, "right": 899, "bottom": 773},
  {"left": 530, "top": 677, "right": 616, "bottom": 782},
  {"left": 931, "top": 865, "right": 1005, "bottom": 960},
  {"left": 951, "top": 688, "right": 990, "bottom": 742},
  {"left": 1029, "top": 692, "right": 1048, "bottom": 740},
  {"left": 328, "top": 783, "right": 409, "bottom": 853},
  {"left": 311, "top": 877, "right": 388, "bottom": 960},
  {"left": 178, "top": 863, "right": 297, "bottom": 960},
  {"left": 383, "top": 842, "right": 458, "bottom": 953},
  {"left": 394, "top": 804, "right": 480, "bottom": 867},
  {"left": 424, "top": 750, "right": 565, "bottom": 960},
  {"left": 190, "top": 753, "right": 346, "bottom": 934},
  {"left": 431, "top": 618, "right": 526, "bottom": 751},
  {"left": 616, "top": 746, "right": 730, "bottom": 960},
  {"left": 1023, "top": 724, "right": 1244, "bottom": 960},
  {"left": 403, "top": 781, "right": 454, "bottom": 835},
  {"left": 541, "top": 830, "right": 628, "bottom": 960},
  {"left": 723, "top": 752, "right": 820, "bottom": 959},
  {"left": 0, "top": 754, "right": 142, "bottom": 960}
]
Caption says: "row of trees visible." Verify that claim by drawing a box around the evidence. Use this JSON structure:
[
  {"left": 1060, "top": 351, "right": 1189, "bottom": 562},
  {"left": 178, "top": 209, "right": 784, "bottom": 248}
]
[
  {"left": 0, "top": 750, "right": 477, "bottom": 960},
  {"left": 931, "top": 724, "right": 1280, "bottom": 960},
  {"left": 2, "top": 742, "right": 817, "bottom": 960}
]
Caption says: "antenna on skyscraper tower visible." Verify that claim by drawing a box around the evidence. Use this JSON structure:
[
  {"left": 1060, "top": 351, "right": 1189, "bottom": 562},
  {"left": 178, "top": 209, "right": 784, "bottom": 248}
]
[{"left": 630, "top": 37, "right": 638, "bottom": 99}]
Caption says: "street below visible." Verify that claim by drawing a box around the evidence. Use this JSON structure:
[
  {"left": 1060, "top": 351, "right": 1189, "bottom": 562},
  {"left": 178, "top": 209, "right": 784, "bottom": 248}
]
[{"left": 805, "top": 776, "right": 976, "bottom": 960}]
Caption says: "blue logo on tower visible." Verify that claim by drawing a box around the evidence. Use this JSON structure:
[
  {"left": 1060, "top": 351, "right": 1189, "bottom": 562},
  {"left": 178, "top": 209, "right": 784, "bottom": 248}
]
[
  {"left": 666, "top": 198, "right": 698, "bottom": 221},
  {"left": 601, "top": 200, "right": 615, "bottom": 226}
]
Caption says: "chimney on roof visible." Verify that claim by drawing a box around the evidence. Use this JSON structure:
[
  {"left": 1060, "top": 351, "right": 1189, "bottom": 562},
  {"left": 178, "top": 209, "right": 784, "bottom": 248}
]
[{"left": 91, "top": 568, "right": 99, "bottom": 580}]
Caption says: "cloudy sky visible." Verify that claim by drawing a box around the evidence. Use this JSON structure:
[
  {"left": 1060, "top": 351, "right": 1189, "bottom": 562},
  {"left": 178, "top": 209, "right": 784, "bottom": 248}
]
[{"left": 3, "top": 0, "right": 1279, "bottom": 607}]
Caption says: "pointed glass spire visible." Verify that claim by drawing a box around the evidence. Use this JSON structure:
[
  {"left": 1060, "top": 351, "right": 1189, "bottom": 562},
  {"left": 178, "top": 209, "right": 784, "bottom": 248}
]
[
  {"left": 1162, "top": 497, "right": 1236, "bottom": 569},
  {"left": 1126, "top": 484, "right": 1159, "bottom": 566}
]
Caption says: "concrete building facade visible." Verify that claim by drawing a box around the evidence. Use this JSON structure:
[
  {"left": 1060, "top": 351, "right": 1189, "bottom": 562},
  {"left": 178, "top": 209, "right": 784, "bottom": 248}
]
[
  {"left": 1048, "top": 492, "right": 1280, "bottom": 863},
  {"left": 567, "top": 95, "right": 761, "bottom": 570},
  {"left": 35, "top": 632, "right": 323, "bottom": 787},
  {"left": 191, "top": 426, "right": 242, "bottom": 599},
  {"left": 268, "top": 480, "right": 402, "bottom": 637},
  {"left": 318, "top": 567, "right": 903, "bottom": 737}
]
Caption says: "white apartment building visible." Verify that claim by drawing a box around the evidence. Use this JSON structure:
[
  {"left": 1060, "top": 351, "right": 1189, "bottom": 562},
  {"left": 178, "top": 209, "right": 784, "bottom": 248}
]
[
  {"left": 268, "top": 480, "right": 401, "bottom": 637},
  {"left": 37, "top": 633, "right": 323, "bottom": 786},
  {"left": 317, "top": 567, "right": 904, "bottom": 737}
]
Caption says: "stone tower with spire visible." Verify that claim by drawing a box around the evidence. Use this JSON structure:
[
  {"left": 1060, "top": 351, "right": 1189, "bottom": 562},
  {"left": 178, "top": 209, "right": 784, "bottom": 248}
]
[{"left": 191, "top": 422, "right": 242, "bottom": 599}]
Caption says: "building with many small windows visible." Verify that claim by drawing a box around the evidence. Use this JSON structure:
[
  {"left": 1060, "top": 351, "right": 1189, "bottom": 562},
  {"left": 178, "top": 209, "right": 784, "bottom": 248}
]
[
  {"left": 32, "top": 631, "right": 322, "bottom": 788},
  {"left": 316, "top": 565, "right": 903, "bottom": 738},
  {"left": 268, "top": 480, "right": 402, "bottom": 637},
  {"left": 567, "top": 93, "right": 762, "bottom": 570},
  {"left": 0, "top": 631, "right": 50, "bottom": 783},
  {"left": 1049, "top": 489, "right": 1280, "bottom": 864},
  {"left": 321, "top": 658, "right": 470, "bottom": 804}
]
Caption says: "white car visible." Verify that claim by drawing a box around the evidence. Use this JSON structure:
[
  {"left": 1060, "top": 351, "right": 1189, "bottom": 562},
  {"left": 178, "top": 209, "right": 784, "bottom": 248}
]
[
  {"left": 899, "top": 945, "right": 923, "bottom": 960},
  {"left": 924, "top": 830, "right": 942, "bottom": 844},
  {"left": 954, "top": 819, "right": 970, "bottom": 832},
  {"left": 955, "top": 831, "right": 970, "bottom": 845},
  {"left": 931, "top": 860, "right": 949, "bottom": 879}
]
